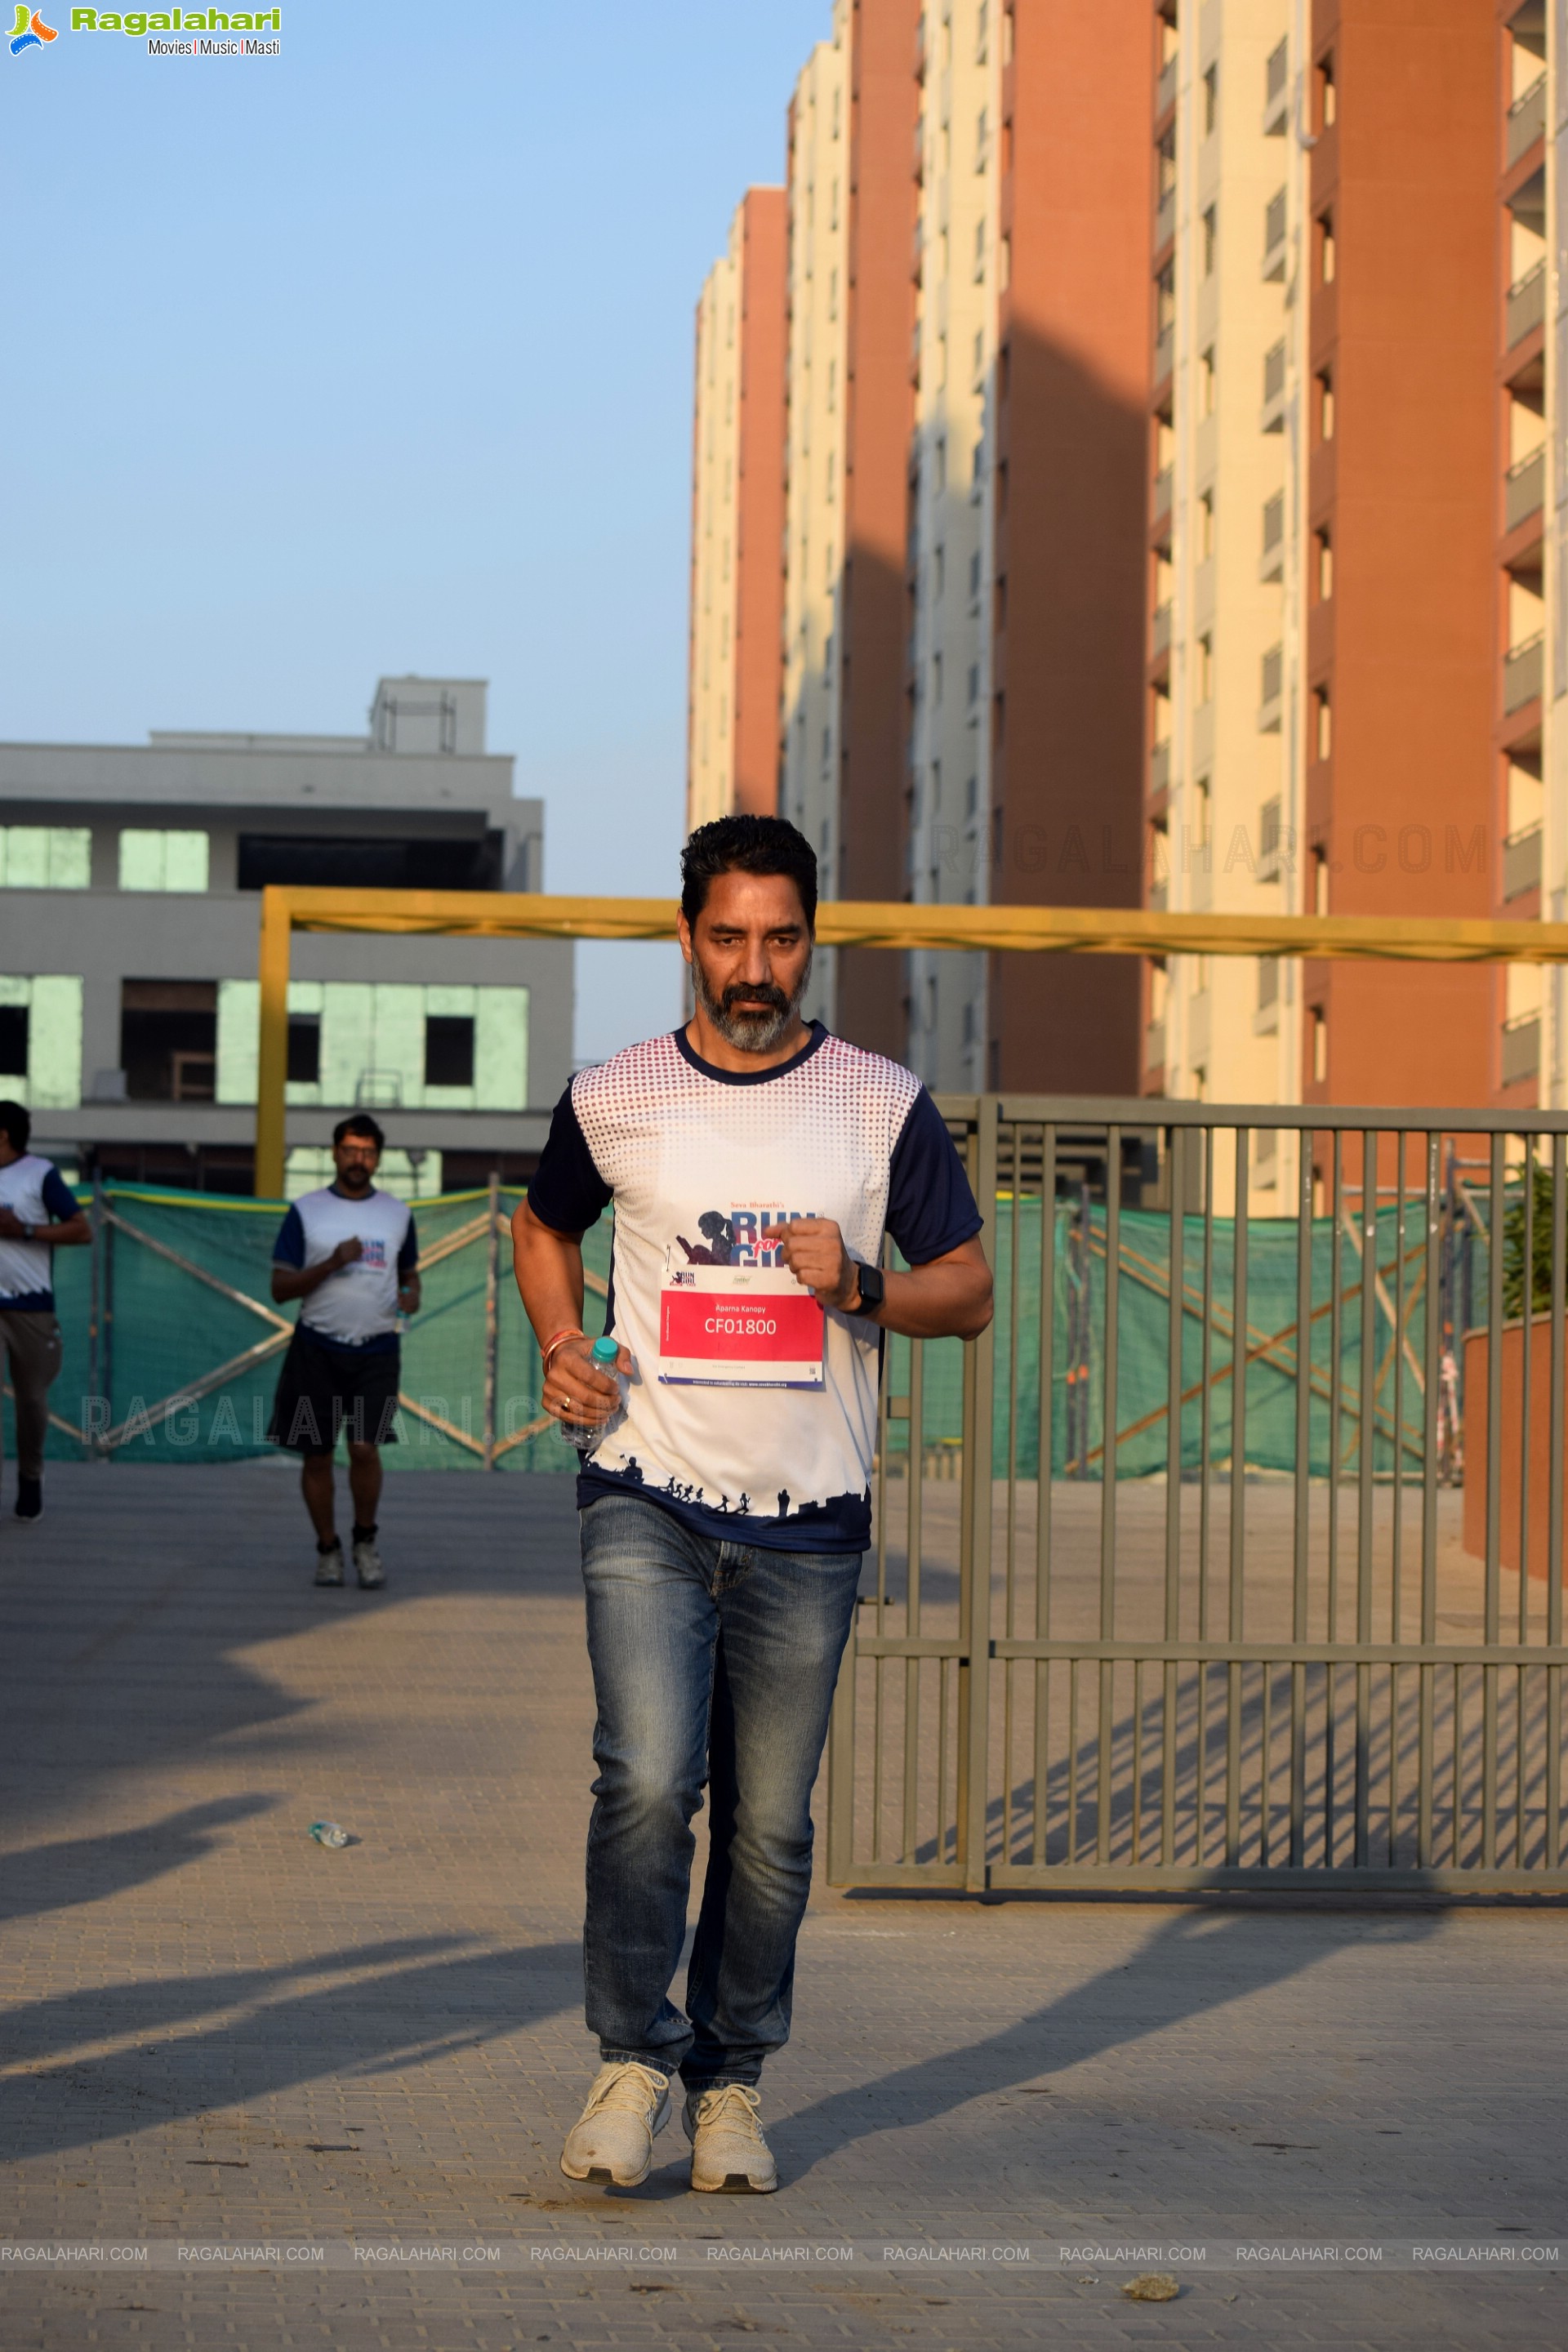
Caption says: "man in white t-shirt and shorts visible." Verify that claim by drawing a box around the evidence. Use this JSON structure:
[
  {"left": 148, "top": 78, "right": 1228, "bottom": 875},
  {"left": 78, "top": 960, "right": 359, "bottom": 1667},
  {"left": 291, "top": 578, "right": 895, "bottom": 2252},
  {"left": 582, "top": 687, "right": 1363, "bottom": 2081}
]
[
  {"left": 268, "top": 1114, "right": 421, "bottom": 1590},
  {"left": 514, "top": 815, "right": 992, "bottom": 2194},
  {"left": 0, "top": 1099, "right": 91, "bottom": 1522}
]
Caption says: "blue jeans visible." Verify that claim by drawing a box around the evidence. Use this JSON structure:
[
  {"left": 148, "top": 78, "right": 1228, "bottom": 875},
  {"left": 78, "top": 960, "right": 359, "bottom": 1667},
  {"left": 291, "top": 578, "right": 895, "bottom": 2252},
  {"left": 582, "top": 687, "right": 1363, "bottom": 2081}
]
[{"left": 578, "top": 1492, "right": 862, "bottom": 2089}]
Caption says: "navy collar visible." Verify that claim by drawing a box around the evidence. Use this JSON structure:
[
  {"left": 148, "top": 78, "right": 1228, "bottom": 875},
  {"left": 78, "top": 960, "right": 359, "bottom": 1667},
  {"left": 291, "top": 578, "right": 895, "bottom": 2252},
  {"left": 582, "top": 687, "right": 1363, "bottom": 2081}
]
[{"left": 673, "top": 1018, "right": 828, "bottom": 1088}]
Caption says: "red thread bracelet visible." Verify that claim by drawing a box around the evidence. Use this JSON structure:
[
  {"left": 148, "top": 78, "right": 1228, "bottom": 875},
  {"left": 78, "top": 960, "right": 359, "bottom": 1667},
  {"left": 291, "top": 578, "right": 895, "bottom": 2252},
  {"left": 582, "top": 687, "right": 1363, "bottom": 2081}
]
[{"left": 541, "top": 1326, "right": 586, "bottom": 1372}]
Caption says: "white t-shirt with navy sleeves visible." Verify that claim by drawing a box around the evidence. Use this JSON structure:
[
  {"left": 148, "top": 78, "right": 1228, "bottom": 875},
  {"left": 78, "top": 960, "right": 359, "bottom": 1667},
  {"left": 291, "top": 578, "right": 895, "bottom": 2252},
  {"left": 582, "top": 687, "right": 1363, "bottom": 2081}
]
[
  {"left": 272, "top": 1185, "right": 418, "bottom": 1355},
  {"left": 527, "top": 1022, "right": 983, "bottom": 1553}
]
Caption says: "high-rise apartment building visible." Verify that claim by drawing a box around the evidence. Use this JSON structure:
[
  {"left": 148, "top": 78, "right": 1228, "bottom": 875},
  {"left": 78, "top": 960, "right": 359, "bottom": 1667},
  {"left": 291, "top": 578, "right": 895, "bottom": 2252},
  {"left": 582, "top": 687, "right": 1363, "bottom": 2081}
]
[
  {"left": 686, "top": 188, "right": 788, "bottom": 834},
  {"left": 1145, "top": 0, "right": 1566, "bottom": 1143},
  {"left": 695, "top": 1, "right": 1153, "bottom": 1087},
  {"left": 903, "top": 0, "right": 1000, "bottom": 1092},
  {"left": 775, "top": 0, "right": 920, "bottom": 1053}
]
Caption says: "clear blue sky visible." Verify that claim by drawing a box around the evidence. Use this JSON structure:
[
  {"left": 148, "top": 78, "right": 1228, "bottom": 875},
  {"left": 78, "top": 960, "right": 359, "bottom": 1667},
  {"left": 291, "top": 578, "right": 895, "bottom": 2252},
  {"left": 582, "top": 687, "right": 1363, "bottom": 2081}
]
[{"left": 0, "top": 0, "right": 826, "bottom": 1065}]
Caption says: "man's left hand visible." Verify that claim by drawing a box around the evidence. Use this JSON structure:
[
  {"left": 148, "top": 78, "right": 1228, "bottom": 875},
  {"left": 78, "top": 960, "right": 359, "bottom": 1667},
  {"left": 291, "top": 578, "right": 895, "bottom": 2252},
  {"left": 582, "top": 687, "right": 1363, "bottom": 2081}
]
[
  {"left": 777, "top": 1218, "right": 863, "bottom": 1313},
  {"left": 0, "top": 1209, "right": 29, "bottom": 1241}
]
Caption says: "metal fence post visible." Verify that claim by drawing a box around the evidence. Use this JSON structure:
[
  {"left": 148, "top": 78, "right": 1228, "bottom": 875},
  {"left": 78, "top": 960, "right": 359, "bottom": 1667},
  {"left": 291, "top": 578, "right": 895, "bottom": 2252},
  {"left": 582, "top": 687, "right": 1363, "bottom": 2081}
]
[
  {"left": 961, "top": 1095, "right": 1000, "bottom": 1892},
  {"left": 483, "top": 1173, "right": 501, "bottom": 1469}
]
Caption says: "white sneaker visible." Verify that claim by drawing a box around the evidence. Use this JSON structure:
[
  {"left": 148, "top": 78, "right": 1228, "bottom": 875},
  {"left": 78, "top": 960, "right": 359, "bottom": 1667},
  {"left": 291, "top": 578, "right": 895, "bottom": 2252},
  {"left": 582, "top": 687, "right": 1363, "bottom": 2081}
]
[
  {"left": 560, "top": 2061, "right": 670, "bottom": 2187},
  {"left": 353, "top": 1535, "right": 385, "bottom": 1590},
  {"left": 314, "top": 1540, "right": 345, "bottom": 1588},
  {"left": 683, "top": 2082, "right": 777, "bottom": 2194}
]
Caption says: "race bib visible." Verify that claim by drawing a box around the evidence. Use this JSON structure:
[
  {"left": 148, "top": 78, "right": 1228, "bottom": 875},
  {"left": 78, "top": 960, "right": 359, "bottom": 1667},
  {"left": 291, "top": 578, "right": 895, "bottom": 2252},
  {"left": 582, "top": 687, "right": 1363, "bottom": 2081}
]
[{"left": 658, "top": 1265, "right": 825, "bottom": 1388}]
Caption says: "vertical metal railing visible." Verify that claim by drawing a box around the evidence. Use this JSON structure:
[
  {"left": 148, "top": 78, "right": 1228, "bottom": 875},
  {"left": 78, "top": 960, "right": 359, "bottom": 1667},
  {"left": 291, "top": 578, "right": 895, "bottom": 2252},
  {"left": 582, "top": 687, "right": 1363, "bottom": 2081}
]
[{"left": 827, "top": 1097, "right": 1568, "bottom": 1894}]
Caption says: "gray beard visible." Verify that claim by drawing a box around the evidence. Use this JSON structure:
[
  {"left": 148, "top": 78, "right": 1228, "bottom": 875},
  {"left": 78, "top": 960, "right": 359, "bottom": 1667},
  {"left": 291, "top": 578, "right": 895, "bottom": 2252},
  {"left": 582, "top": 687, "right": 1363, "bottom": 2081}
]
[{"left": 692, "top": 951, "right": 812, "bottom": 1055}]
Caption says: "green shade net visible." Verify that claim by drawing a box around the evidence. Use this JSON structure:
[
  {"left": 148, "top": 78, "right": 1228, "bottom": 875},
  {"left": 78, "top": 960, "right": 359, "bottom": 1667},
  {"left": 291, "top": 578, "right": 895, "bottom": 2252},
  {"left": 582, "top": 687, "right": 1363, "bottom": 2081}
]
[{"left": 7, "top": 1186, "right": 1487, "bottom": 1481}]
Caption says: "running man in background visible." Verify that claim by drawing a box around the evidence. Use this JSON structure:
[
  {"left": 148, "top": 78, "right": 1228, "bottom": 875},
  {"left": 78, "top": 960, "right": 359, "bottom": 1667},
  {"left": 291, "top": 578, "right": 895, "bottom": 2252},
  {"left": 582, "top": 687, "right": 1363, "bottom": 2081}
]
[
  {"left": 514, "top": 813, "right": 992, "bottom": 2195},
  {"left": 268, "top": 1113, "right": 421, "bottom": 1590},
  {"left": 0, "top": 1099, "right": 91, "bottom": 1523}
]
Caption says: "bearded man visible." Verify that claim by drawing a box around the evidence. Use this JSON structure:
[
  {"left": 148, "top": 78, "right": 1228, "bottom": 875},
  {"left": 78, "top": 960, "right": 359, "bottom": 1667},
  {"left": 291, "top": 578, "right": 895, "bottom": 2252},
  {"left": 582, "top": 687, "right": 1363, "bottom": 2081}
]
[{"left": 512, "top": 815, "right": 992, "bottom": 2194}]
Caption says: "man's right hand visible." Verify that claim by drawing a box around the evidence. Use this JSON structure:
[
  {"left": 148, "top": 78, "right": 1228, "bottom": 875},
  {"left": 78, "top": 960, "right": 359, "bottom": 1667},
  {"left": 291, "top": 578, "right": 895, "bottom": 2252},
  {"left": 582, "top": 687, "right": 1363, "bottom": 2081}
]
[
  {"left": 546, "top": 1335, "right": 630, "bottom": 1429},
  {"left": 330, "top": 1237, "right": 364, "bottom": 1270}
]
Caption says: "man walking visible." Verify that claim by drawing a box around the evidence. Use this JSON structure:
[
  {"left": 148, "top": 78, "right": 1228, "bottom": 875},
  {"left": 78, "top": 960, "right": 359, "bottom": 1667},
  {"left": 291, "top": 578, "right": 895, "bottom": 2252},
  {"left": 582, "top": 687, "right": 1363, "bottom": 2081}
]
[
  {"left": 268, "top": 1113, "right": 421, "bottom": 1590},
  {"left": 0, "top": 1101, "right": 91, "bottom": 1522},
  {"left": 514, "top": 814, "right": 992, "bottom": 2194}
]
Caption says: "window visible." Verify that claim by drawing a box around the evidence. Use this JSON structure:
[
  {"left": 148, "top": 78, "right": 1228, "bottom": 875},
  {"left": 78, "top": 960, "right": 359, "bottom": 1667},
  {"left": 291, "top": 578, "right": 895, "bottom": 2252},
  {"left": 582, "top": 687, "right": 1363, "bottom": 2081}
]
[
  {"left": 1196, "top": 635, "right": 1214, "bottom": 702},
  {"left": 975, "top": 107, "right": 989, "bottom": 169},
  {"left": 425, "top": 1013, "right": 475, "bottom": 1089},
  {"left": 1203, "top": 64, "right": 1218, "bottom": 136},
  {"left": 969, "top": 548, "right": 982, "bottom": 604},
  {"left": 1200, "top": 347, "right": 1217, "bottom": 416},
  {"left": 1312, "top": 1006, "right": 1328, "bottom": 1083},
  {"left": 0, "top": 1004, "right": 27, "bottom": 1077},
  {"left": 973, "top": 217, "right": 987, "bottom": 280},
  {"left": 0, "top": 826, "right": 91, "bottom": 889},
  {"left": 1317, "top": 51, "right": 1335, "bottom": 131},
  {"left": 236, "top": 833, "right": 501, "bottom": 892},
  {"left": 968, "top": 662, "right": 981, "bottom": 707},
  {"left": 1318, "top": 209, "right": 1336, "bottom": 283},
  {"left": 932, "top": 653, "right": 943, "bottom": 704},
  {"left": 1315, "top": 531, "right": 1333, "bottom": 600},
  {"left": 1313, "top": 686, "right": 1332, "bottom": 761},
  {"left": 287, "top": 1015, "right": 320, "bottom": 1086},
  {"left": 1202, "top": 205, "right": 1217, "bottom": 276},
  {"left": 1199, "top": 491, "right": 1214, "bottom": 559},
  {"left": 0, "top": 976, "right": 82, "bottom": 1110},
  {"left": 933, "top": 543, "right": 946, "bottom": 599},
  {"left": 965, "top": 773, "right": 979, "bottom": 818},
  {"left": 1193, "top": 776, "right": 1212, "bottom": 849},
  {"left": 120, "top": 980, "right": 217, "bottom": 1104},
  {"left": 1258, "top": 958, "right": 1280, "bottom": 1011},
  {"left": 1316, "top": 370, "right": 1335, "bottom": 441},
  {"left": 1312, "top": 846, "right": 1330, "bottom": 914}
]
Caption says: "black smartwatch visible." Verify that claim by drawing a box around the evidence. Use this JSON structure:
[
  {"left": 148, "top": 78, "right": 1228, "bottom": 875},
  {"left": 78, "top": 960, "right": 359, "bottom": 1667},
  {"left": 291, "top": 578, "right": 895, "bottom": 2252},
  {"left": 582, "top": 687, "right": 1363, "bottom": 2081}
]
[{"left": 847, "top": 1260, "right": 885, "bottom": 1317}]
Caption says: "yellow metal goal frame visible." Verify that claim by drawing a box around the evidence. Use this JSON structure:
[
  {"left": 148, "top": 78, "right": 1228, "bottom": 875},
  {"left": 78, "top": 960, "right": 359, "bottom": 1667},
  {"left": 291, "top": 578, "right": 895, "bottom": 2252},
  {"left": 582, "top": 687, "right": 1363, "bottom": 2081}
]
[{"left": 255, "top": 884, "right": 1568, "bottom": 1199}]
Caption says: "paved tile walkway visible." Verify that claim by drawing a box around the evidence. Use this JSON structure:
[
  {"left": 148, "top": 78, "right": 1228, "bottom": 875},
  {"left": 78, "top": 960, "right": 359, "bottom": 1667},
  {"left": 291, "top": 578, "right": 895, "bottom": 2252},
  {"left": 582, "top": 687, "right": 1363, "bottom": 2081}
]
[{"left": 1, "top": 1463, "right": 1565, "bottom": 2349}]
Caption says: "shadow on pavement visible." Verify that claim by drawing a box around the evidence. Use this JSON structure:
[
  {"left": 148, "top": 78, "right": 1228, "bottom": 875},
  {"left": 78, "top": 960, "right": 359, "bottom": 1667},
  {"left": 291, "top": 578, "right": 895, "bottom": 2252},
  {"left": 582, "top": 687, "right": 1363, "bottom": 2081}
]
[
  {"left": 777, "top": 1900, "right": 1444, "bottom": 2179},
  {"left": 0, "top": 1796, "right": 277, "bottom": 1928},
  {"left": 0, "top": 1933, "right": 582, "bottom": 2164}
]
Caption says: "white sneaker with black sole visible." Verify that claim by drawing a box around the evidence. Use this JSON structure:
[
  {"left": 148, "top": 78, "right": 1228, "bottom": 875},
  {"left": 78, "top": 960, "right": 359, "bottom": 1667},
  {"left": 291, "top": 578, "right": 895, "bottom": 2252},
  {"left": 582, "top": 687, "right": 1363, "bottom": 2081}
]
[
  {"left": 314, "top": 1539, "right": 345, "bottom": 1588},
  {"left": 684, "top": 2083, "right": 777, "bottom": 2193},
  {"left": 353, "top": 1535, "right": 385, "bottom": 1590},
  {"left": 559, "top": 2061, "right": 670, "bottom": 2187}
]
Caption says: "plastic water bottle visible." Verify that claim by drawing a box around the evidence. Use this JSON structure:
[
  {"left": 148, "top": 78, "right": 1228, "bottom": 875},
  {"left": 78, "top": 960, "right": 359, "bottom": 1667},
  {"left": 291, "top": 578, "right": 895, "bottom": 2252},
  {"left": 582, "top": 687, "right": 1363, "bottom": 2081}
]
[
  {"left": 558, "top": 1335, "right": 626, "bottom": 1455},
  {"left": 309, "top": 1821, "right": 352, "bottom": 1849}
]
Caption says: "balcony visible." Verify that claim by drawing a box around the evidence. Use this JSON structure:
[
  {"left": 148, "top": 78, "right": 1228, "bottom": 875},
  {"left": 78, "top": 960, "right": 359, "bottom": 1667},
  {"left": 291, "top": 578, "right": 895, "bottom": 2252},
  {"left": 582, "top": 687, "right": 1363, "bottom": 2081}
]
[
  {"left": 1150, "top": 737, "right": 1171, "bottom": 799},
  {"left": 1261, "top": 337, "right": 1286, "bottom": 431},
  {"left": 1507, "top": 258, "right": 1547, "bottom": 350},
  {"left": 1148, "top": 877, "right": 1169, "bottom": 911},
  {"left": 1503, "top": 822, "right": 1544, "bottom": 901},
  {"left": 1263, "top": 188, "right": 1287, "bottom": 281},
  {"left": 1504, "top": 631, "right": 1544, "bottom": 713},
  {"left": 1153, "top": 323, "right": 1174, "bottom": 392},
  {"left": 1259, "top": 490, "right": 1285, "bottom": 581},
  {"left": 1508, "top": 72, "right": 1547, "bottom": 169},
  {"left": 1263, "top": 37, "right": 1289, "bottom": 135},
  {"left": 1144, "top": 1018, "right": 1167, "bottom": 1073},
  {"left": 1156, "top": 53, "right": 1177, "bottom": 118},
  {"left": 1505, "top": 445, "right": 1546, "bottom": 533},
  {"left": 1152, "top": 601, "right": 1173, "bottom": 658},
  {"left": 1155, "top": 185, "right": 1176, "bottom": 252},
  {"left": 1503, "top": 1011, "right": 1542, "bottom": 1087},
  {"left": 1152, "top": 464, "right": 1173, "bottom": 529},
  {"left": 1258, "top": 643, "right": 1283, "bottom": 733}
]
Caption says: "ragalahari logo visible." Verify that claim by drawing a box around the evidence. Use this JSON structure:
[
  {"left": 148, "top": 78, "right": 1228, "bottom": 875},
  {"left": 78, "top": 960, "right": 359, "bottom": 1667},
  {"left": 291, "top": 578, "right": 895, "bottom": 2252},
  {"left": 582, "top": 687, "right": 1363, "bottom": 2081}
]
[{"left": 9, "top": 6, "right": 57, "bottom": 51}]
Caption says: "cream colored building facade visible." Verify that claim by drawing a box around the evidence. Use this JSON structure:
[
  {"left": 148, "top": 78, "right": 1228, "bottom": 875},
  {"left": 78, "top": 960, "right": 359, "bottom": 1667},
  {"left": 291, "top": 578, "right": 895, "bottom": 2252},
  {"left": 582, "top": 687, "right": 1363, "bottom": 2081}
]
[
  {"left": 687, "top": 224, "right": 745, "bottom": 835},
  {"left": 779, "top": 10, "right": 850, "bottom": 1025},
  {"left": 1151, "top": 0, "right": 1307, "bottom": 1201},
  {"left": 905, "top": 0, "right": 1000, "bottom": 1094}
]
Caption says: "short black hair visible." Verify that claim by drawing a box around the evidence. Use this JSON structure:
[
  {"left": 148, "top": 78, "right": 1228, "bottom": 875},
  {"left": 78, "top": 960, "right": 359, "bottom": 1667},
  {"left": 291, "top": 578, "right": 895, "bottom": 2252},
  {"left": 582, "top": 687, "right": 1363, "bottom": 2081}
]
[
  {"left": 680, "top": 813, "right": 817, "bottom": 932},
  {"left": 0, "top": 1099, "right": 29, "bottom": 1153},
  {"left": 333, "top": 1112, "right": 385, "bottom": 1152}
]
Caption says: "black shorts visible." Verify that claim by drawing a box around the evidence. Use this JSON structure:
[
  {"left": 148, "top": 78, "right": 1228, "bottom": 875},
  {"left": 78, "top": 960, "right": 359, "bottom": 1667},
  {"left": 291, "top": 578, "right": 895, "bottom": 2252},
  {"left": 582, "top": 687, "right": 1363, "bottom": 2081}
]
[{"left": 267, "top": 1328, "right": 401, "bottom": 1456}]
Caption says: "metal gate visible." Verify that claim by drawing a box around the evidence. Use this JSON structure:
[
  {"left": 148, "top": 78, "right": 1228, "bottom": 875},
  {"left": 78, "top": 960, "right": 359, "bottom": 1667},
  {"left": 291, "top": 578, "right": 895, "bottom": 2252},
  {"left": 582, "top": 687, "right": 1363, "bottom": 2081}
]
[{"left": 826, "top": 1097, "right": 1568, "bottom": 1892}]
